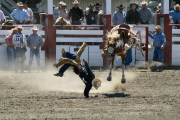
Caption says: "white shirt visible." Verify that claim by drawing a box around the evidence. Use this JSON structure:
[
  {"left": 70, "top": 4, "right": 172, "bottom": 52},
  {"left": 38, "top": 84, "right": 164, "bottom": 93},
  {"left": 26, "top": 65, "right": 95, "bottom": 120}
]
[
  {"left": 0, "top": 10, "right": 6, "bottom": 22},
  {"left": 24, "top": 7, "right": 33, "bottom": 22},
  {"left": 13, "top": 33, "right": 27, "bottom": 48}
]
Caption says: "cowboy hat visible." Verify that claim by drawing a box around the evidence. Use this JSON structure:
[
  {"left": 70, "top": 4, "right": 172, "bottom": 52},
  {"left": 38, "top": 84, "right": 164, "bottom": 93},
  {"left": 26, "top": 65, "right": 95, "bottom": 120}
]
[
  {"left": 72, "top": 0, "right": 80, "bottom": 4},
  {"left": 11, "top": 27, "right": 18, "bottom": 33},
  {"left": 94, "top": 3, "right": 102, "bottom": 7},
  {"left": 117, "top": 5, "right": 125, "bottom": 9},
  {"left": 140, "top": 1, "right": 148, "bottom": 6},
  {"left": 174, "top": 4, "right": 180, "bottom": 10},
  {"left": 31, "top": 26, "right": 39, "bottom": 31},
  {"left": 92, "top": 78, "right": 102, "bottom": 89},
  {"left": 17, "top": 25, "right": 24, "bottom": 29},
  {"left": 157, "top": 3, "right": 161, "bottom": 9},
  {"left": 89, "top": 3, "right": 94, "bottom": 7},
  {"left": 130, "top": 3, "right": 138, "bottom": 9},
  {"left": 62, "top": 3, "right": 67, "bottom": 7},
  {"left": 59, "top": 1, "right": 64, "bottom": 4},
  {"left": 155, "top": 25, "right": 163, "bottom": 29},
  {"left": 17, "top": 2, "right": 24, "bottom": 6}
]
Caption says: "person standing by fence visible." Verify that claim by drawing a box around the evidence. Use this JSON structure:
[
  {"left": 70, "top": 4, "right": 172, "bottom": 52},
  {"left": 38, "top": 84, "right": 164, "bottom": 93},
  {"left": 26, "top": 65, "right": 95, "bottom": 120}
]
[
  {"left": 112, "top": 5, "right": 126, "bottom": 25},
  {"left": 13, "top": 26, "right": 27, "bottom": 73},
  {"left": 26, "top": 26, "right": 44, "bottom": 73},
  {"left": 0, "top": 10, "right": 6, "bottom": 25},
  {"left": 10, "top": 2, "right": 30, "bottom": 24},
  {"left": 148, "top": 25, "right": 166, "bottom": 72},
  {"left": 23, "top": 1, "right": 34, "bottom": 24},
  {"left": 53, "top": 1, "right": 64, "bottom": 21},
  {"left": 138, "top": 1, "right": 152, "bottom": 24},
  {"left": 5, "top": 27, "right": 17, "bottom": 71},
  {"left": 169, "top": 4, "right": 180, "bottom": 24},
  {"left": 68, "top": 0, "right": 84, "bottom": 25}
]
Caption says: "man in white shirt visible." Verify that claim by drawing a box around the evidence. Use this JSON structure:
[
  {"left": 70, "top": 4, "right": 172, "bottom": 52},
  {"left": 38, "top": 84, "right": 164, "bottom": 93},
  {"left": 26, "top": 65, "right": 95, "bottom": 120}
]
[
  {"left": 13, "top": 26, "right": 27, "bottom": 73},
  {"left": 0, "top": 10, "right": 6, "bottom": 24},
  {"left": 24, "top": 1, "right": 34, "bottom": 24}
]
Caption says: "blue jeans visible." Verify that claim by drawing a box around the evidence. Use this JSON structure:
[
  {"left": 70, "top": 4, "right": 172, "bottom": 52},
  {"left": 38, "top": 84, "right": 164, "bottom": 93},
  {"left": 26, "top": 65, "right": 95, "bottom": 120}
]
[
  {"left": 25, "top": 21, "right": 30, "bottom": 24},
  {"left": 29, "top": 49, "right": 40, "bottom": 71},
  {"left": 7, "top": 47, "right": 15, "bottom": 70},
  {"left": 124, "top": 48, "right": 132, "bottom": 67},
  {"left": 59, "top": 52, "right": 78, "bottom": 74},
  {"left": 153, "top": 48, "right": 164, "bottom": 70},
  {"left": 15, "top": 48, "right": 26, "bottom": 72}
]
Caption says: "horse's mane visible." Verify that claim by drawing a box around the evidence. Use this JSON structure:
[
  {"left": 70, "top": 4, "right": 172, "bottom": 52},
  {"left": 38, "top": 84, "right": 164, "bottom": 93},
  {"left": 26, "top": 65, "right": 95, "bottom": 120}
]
[
  {"left": 105, "top": 25, "right": 120, "bottom": 49},
  {"left": 55, "top": 17, "right": 71, "bottom": 25}
]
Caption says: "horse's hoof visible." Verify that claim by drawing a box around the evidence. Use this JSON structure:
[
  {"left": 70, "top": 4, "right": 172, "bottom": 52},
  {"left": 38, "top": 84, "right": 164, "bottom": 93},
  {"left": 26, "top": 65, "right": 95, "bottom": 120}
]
[
  {"left": 107, "top": 76, "right": 112, "bottom": 81},
  {"left": 121, "top": 78, "right": 126, "bottom": 84}
]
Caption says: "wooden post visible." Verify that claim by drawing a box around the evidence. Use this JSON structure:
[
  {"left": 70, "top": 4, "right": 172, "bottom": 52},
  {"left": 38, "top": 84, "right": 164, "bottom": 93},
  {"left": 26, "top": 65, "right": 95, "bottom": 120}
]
[{"left": 157, "top": 14, "right": 172, "bottom": 65}]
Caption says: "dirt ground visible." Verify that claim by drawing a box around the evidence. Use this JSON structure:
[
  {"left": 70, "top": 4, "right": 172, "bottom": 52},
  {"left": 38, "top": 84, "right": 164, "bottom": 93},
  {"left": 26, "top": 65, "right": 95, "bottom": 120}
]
[{"left": 0, "top": 68, "right": 180, "bottom": 120}]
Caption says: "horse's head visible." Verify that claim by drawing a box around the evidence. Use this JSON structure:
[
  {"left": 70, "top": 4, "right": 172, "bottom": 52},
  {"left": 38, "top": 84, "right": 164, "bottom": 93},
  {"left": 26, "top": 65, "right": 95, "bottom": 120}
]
[
  {"left": 55, "top": 17, "right": 65, "bottom": 25},
  {"left": 2, "top": 21, "right": 11, "bottom": 30}
]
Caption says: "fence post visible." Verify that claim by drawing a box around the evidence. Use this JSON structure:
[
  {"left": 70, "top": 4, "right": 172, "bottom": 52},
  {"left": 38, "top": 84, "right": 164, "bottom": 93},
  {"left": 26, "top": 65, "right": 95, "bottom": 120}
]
[{"left": 157, "top": 14, "right": 172, "bottom": 65}]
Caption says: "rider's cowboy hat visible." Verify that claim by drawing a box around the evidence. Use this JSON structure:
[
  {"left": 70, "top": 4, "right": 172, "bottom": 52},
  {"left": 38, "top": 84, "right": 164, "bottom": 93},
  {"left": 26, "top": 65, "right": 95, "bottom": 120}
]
[
  {"left": 155, "top": 25, "right": 163, "bottom": 30},
  {"left": 174, "top": 4, "right": 180, "bottom": 10},
  {"left": 92, "top": 78, "right": 102, "bottom": 89},
  {"left": 72, "top": 0, "right": 80, "bottom": 4},
  {"left": 94, "top": 3, "right": 102, "bottom": 7},
  {"left": 117, "top": 5, "right": 125, "bottom": 9},
  {"left": 157, "top": 3, "right": 161, "bottom": 9},
  {"left": 17, "top": 2, "right": 24, "bottom": 6},
  {"left": 140, "top": 1, "right": 148, "bottom": 6},
  {"left": 17, "top": 25, "right": 24, "bottom": 30},
  {"left": 31, "top": 26, "right": 39, "bottom": 31},
  {"left": 130, "top": 3, "right": 138, "bottom": 9},
  {"left": 59, "top": 1, "right": 64, "bottom": 4},
  {"left": 11, "top": 27, "right": 18, "bottom": 33}
]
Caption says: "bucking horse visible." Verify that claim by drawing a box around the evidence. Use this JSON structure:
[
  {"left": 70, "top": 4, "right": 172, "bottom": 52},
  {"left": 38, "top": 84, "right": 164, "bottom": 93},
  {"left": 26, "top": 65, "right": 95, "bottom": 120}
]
[{"left": 101, "top": 24, "right": 143, "bottom": 83}]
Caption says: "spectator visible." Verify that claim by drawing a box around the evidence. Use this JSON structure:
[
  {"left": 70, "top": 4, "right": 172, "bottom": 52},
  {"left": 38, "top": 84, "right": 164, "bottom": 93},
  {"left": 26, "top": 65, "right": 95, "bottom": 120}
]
[
  {"left": 68, "top": 0, "right": 84, "bottom": 25},
  {"left": 10, "top": 2, "right": 30, "bottom": 24},
  {"left": 169, "top": 4, "right": 180, "bottom": 24},
  {"left": 94, "top": 3, "right": 103, "bottom": 14},
  {"left": 59, "top": 3, "right": 68, "bottom": 19},
  {"left": 5, "top": 27, "right": 17, "bottom": 71},
  {"left": 148, "top": 25, "right": 166, "bottom": 72},
  {"left": 53, "top": 5, "right": 55, "bottom": 12},
  {"left": 26, "top": 26, "right": 44, "bottom": 73},
  {"left": 53, "top": 1, "right": 64, "bottom": 21},
  {"left": 85, "top": 3, "right": 98, "bottom": 25},
  {"left": 126, "top": 3, "right": 139, "bottom": 25},
  {"left": 138, "top": 1, "right": 152, "bottom": 24},
  {"left": 13, "top": 26, "right": 27, "bottom": 73},
  {"left": 112, "top": 5, "right": 126, "bottom": 25},
  {"left": 23, "top": 1, "right": 34, "bottom": 24},
  {"left": 0, "top": 10, "right": 6, "bottom": 24},
  {"left": 156, "top": 3, "right": 161, "bottom": 13}
]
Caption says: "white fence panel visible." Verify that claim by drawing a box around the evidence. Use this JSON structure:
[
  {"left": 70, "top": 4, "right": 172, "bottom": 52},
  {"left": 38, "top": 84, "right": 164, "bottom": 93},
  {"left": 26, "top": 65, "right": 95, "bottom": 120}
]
[
  {"left": 56, "top": 30, "right": 103, "bottom": 35},
  {"left": 56, "top": 37, "right": 103, "bottom": 42},
  {"left": 89, "top": 46, "right": 103, "bottom": 66},
  {"left": 172, "top": 29, "right": 180, "bottom": 34},
  {"left": 172, "top": 44, "right": 180, "bottom": 66},
  {"left": 172, "top": 37, "right": 180, "bottom": 42}
]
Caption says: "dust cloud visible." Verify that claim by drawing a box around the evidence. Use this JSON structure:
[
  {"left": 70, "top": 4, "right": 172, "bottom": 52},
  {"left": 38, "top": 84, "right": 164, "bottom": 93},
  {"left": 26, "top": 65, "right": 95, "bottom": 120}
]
[{"left": 1, "top": 67, "right": 138, "bottom": 94}]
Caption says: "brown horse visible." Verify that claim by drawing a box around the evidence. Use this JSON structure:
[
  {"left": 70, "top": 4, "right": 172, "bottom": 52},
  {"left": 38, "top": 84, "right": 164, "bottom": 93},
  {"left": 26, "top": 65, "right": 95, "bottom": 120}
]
[
  {"left": 101, "top": 24, "right": 141, "bottom": 83},
  {"left": 1, "top": 21, "right": 13, "bottom": 30},
  {"left": 54, "top": 17, "right": 86, "bottom": 30}
]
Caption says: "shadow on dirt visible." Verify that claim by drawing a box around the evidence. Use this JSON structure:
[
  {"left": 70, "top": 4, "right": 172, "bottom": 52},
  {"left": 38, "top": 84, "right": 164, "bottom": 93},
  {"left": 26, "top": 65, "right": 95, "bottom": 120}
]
[{"left": 103, "top": 93, "right": 131, "bottom": 98}]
